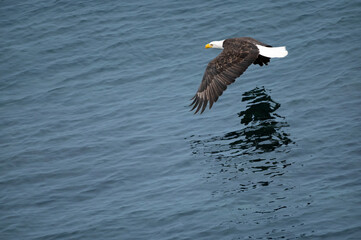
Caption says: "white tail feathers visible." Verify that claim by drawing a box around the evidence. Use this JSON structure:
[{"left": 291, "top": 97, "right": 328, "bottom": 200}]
[{"left": 256, "top": 45, "right": 288, "bottom": 58}]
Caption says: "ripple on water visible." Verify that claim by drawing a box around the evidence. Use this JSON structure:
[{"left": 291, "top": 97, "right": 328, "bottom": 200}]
[{"left": 189, "top": 87, "right": 306, "bottom": 237}]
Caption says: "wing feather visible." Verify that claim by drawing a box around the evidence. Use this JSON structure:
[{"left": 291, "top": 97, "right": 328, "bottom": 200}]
[{"left": 190, "top": 41, "right": 259, "bottom": 114}]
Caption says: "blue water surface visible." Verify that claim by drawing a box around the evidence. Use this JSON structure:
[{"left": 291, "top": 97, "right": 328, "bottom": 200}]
[{"left": 1, "top": 0, "right": 361, "bottom": 239}]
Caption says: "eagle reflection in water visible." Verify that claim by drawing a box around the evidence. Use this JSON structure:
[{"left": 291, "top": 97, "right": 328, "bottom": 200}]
[
  {"left": 191, "top": 86, "right": 293, "bottom": 157},
  {"left": 224, "top": 87, "right": 292, "bottom": 154},
  {"left": 190, "top": 87, "right": 294, "bottom": 208}
]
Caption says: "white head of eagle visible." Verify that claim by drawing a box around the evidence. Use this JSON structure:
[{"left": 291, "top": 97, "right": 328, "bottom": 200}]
[{"left": 205, "top": 40, "right": 225, "bottom": 49}]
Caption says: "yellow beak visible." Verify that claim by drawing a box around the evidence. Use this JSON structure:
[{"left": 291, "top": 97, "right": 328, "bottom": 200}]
[{"left": 205, "top": 44, "right": 212, "bottom": 49}]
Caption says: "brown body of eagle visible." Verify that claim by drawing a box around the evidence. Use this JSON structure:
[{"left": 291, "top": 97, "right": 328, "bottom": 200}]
[{"left": 190, "top": 37, "right": 272, "bottom": 114}]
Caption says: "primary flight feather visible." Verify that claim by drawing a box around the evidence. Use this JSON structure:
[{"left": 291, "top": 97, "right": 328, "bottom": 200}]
[{"left": 190, "top": 37, "right": 288, "bottom": 114}]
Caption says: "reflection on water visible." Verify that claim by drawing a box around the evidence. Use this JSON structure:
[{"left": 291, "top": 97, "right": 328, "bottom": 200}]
[
  {"left": 192, "top": 87, "right": 292, "bottom": 156},
  {"left": 225, "top": 87, "right": 292, "bottom": 154},
  {"left": 190, "top": 87, "right": 296, "bottom": 215}
]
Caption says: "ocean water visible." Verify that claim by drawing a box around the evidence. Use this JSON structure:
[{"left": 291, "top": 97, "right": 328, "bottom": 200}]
[{"left": 1, "top": 0, "right": 361, "bottom": 239}]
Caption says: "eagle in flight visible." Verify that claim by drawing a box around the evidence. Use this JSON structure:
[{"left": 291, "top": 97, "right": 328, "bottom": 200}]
[{"left": 190, "top": 37, "right": 288, "bottom": 114}]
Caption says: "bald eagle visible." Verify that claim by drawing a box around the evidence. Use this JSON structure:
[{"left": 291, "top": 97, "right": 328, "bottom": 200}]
[{"left": 190, "top": 37, "right": 288, "bottom": 114}]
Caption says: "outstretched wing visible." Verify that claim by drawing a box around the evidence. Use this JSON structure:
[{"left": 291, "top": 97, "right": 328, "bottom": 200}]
[{"left": 190, "top": 42, "right": 259, "bottom": 114}]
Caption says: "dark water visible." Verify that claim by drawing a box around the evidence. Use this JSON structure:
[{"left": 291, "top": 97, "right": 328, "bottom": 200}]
[{"left": 1, "top": 0, "right": 361, "bottom": 239}]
